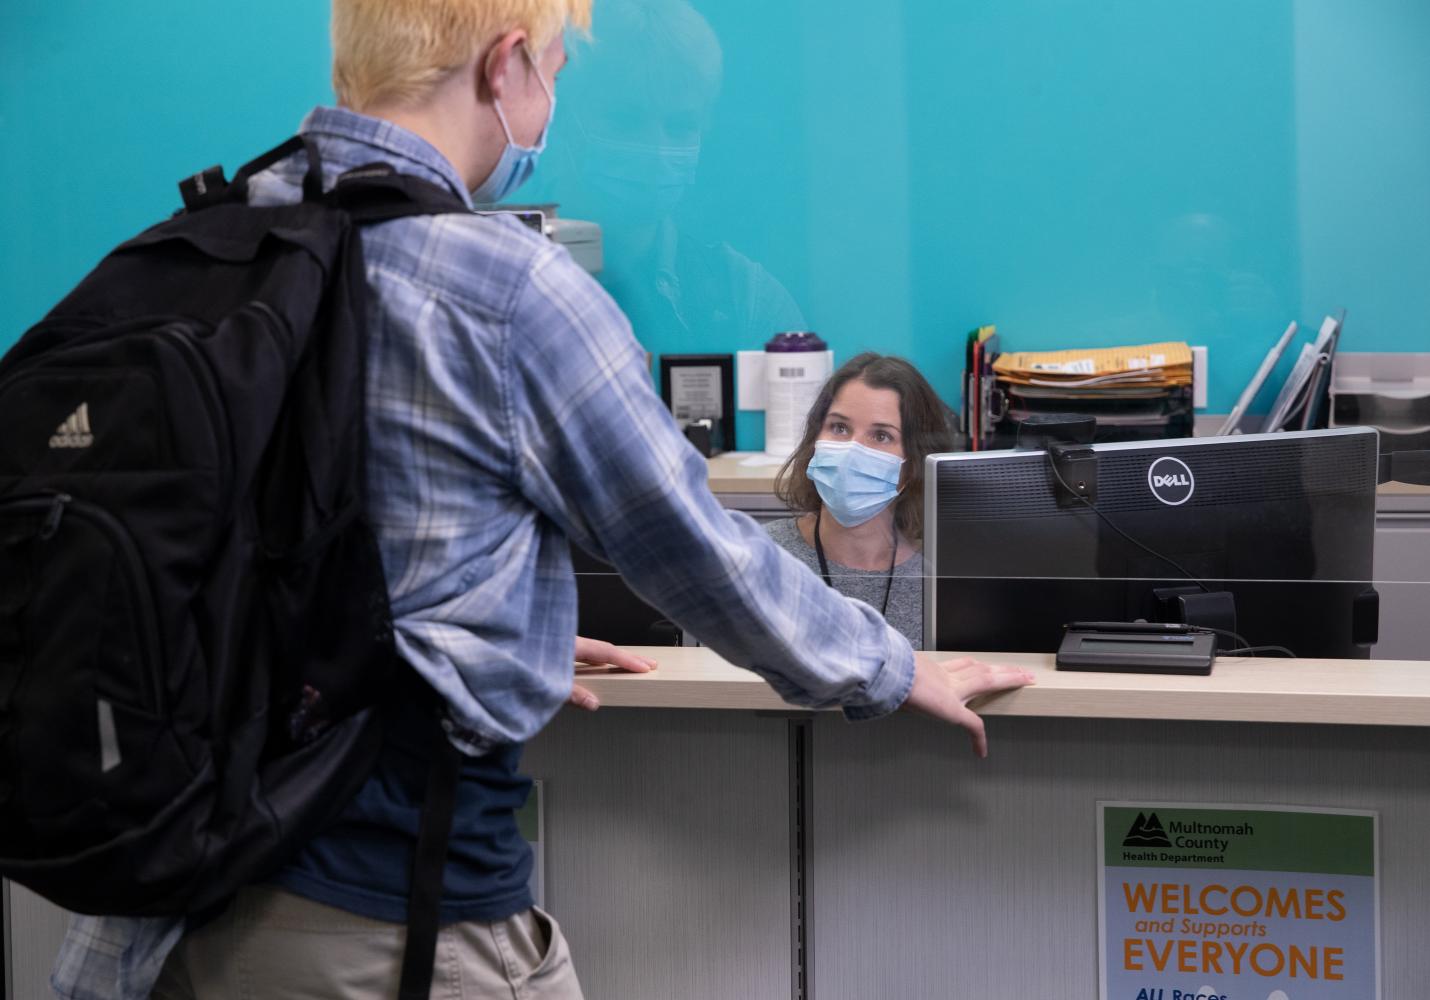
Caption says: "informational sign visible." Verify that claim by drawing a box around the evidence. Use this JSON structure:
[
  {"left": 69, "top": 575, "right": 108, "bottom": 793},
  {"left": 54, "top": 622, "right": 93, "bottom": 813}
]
[
  {"left": 669, "top": 364, "right": 724, "bottom": 422},
  {"left": 1098, "top": 802, "right": 1378, "bottom": 1000},
  {"left": 517, "top": 779, "right": 545, "bottom": 907}
]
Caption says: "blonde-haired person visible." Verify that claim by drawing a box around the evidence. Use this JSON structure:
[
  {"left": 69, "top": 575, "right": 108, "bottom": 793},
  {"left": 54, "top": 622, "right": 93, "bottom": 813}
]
[
  {"left": 54, "top": 3, "right": 1033, "bottom": 999},
  {"left": 768, "top": 354, "right": 954, "bottom": 647}
]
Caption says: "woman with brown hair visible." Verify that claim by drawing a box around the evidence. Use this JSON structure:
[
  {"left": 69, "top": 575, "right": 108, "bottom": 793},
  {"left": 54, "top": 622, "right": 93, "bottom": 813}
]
[{"left": 766, "top": 353, "right": 955, "bottom": 648}]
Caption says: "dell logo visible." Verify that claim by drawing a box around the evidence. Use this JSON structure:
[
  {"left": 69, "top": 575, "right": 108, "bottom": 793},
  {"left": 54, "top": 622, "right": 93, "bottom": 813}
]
[{"left": 1147, "top": 456, "right": 1194, "bottom": 506}]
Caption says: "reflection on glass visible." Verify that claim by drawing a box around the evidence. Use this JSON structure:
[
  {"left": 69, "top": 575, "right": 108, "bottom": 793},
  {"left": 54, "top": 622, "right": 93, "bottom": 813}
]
[
  {"left": 534, "top": 0, "right": 806, "bottom": 353},
  {"left": 1150, "top": 212, "right": 1283, "bottom": 345}
]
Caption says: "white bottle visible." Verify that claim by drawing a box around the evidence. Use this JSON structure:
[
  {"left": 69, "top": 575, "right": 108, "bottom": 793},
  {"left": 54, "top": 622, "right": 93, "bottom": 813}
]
[{"left": 763, "top": 332, "right": 832, "bottom": 458}]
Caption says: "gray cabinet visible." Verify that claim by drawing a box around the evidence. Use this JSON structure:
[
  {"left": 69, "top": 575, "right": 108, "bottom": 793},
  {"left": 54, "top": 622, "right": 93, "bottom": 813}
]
[
  {"left": 809, "top": 714, "right": 1430, "bottom": 999},
  {"left": 522, "top": 709, "right": 796, "bottom": 1000},
  {"left": 1374, "top": 499, "right": 1430, "bottom": 659},
  {"left": 4, "top": 710, "right": 797, "bottom": 1000},
  {"left": 4, "top": 881, "right": 68, "bottom": 1000}
]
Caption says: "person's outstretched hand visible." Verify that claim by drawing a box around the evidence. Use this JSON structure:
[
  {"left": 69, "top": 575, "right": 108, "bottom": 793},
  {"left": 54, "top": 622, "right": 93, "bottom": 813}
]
[
  {"left": 902, "top": 654, "right": 1036, "bottom": 758},
  {"left": 567, "top": 637, "right": 659, "bottom": 711}
]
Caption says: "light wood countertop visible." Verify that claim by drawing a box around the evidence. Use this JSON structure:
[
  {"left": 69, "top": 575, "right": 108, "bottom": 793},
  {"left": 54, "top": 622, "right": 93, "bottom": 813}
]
[
  {"left": 576, "top": 646, "right": 1430, "bottom": 726},
  {"left": 1379, "top": 481, "right": 1430, "bottom": 495},
  {"left": 706, "top": 451, "right": 788, "bottom": 493}
]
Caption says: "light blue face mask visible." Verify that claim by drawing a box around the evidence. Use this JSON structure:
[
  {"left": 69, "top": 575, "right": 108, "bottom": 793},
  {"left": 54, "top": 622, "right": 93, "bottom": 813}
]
[
  {"left": 471, "top": 46, "right": 556, "bottom": 204},
  {"left": 585, "top": 132, "right": 700, "bottom": 215},
  {"left": 806, "top": 440, "right": 905, "bottom": 528}
]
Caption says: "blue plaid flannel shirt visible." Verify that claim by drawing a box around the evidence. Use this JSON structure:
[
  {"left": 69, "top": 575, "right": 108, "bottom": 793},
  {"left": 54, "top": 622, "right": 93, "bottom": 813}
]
[{"left": 51, "top": 106, "right": 914, "bottom": 999}]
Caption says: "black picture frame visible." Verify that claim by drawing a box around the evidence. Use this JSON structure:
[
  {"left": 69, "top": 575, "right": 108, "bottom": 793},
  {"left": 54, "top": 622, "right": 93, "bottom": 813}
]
[{"left": 659, "top": 353, "right": 735, "bottom": 455}]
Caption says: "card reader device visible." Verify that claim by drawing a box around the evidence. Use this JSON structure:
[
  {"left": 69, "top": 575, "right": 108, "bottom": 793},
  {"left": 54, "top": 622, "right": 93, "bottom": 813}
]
[{"left": 1056, "top": 621, "right": 1216, "bottom": 675}]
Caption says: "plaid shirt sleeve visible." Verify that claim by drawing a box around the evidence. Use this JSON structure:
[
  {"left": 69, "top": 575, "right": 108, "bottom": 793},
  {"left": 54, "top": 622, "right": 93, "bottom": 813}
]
[
  {"left": 505, "top": 247, "right": 915, "bottom": 719},
  {"left": 49, "top": 914, "right": 185, "bottom": 1000}
]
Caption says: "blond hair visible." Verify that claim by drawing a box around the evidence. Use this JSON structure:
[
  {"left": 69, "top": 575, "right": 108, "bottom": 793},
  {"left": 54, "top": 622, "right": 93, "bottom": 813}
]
[{"left": 333, "top": 0, "right": 592, "bottom": 112}]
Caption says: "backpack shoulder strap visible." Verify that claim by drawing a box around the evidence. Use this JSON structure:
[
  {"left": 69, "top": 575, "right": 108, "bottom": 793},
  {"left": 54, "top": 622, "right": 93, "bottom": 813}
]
[
  {"left": 327, "top": 162, "right": 471, "bottom": 224},
  {"left": 397, "top": 716, "right": 463, "bottom": 1000},
  {"left": 178, "top": 137, "right": 468, "bottom": 223}
]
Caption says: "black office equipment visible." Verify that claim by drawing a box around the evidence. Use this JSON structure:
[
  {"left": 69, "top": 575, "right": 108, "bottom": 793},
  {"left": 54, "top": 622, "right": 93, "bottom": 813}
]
[
  {"left": 660, "top": 353, "right": 735, "bottom": 455},
  {"left": 993, "top": 383, "right": 1194, "bottom": 445},
  {"left": 572, "top": 548, "right": 683, "bottom": 646},
  {"left": 1056, "top": 623, "right": 1217, "bottom": 675},
  {"left": 923, "top": 427, "right": 1380, "bottom": 659},
  {"left": 1331, "top": 351, "right": 1430, "bottom": 483},
  {"left": 1015, "top": 412, "right": 1097, "bottom": 450}
]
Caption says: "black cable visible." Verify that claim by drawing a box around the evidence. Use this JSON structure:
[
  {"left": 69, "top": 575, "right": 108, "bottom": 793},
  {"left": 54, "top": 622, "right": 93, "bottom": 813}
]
[
  {"left": 1043, "top": 454, "right": 1303, "bottom": 658},
  {"left": 1192, "top": 625, "right": 1251, "bottom": 652},
  {"left": 1194, "top": 626, "right": 1296, "bottom": 659},
  {"left": 1045, "top": 453, "right": 1210, "bottom": 593}
]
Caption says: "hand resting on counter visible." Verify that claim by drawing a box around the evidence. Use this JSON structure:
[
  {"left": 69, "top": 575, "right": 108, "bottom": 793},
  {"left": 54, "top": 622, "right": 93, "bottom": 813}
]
[
  {"left": 568, "top": 636, "right": 660, "bottom": 711},
  {"left": 903, "top": 654, "right": 1037, "bottom": 758}
]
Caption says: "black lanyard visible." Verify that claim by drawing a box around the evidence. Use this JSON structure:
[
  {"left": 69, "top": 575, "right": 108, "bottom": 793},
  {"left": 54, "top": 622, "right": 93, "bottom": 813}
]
[{"left": 813, "top": 508, "right": 898, "bottom": 618}]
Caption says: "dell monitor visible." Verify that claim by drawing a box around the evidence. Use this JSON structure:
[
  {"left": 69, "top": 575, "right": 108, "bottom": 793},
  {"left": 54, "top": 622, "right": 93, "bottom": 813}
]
[{"left": 924, "top": 427, "right": 1379, "bottom": 658}]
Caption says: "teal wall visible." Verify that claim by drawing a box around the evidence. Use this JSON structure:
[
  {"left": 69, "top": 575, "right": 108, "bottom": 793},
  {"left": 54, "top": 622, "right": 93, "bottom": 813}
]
[
  {"left": 5, "top": 2, "right": 1428, "bottom": 451},
  {"left": 0, "top": 1, "right": 333, "bottom": 341}
]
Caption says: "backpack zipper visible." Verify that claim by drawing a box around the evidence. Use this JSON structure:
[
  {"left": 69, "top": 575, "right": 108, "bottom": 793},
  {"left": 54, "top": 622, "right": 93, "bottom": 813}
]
[
  {"left": 159, "top": 323, "right": 234, "bottom": 504},
  {"left": 9, "top": 493, "right": 166, "bottom": 715},
  {"left": 0, "top": 315, "right": 177, "bottom": 377},
  {"left": 38, "top": 492, "right": 70, "bottom": 540}
]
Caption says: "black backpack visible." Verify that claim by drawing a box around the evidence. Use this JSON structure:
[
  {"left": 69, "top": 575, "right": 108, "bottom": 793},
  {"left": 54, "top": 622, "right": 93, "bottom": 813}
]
[{"left": 0, "top": 137, "right": 469, "bottom": 996}]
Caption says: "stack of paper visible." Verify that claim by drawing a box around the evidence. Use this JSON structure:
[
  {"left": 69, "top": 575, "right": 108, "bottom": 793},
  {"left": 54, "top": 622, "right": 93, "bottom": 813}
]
[
  {"left": 1262, "top": 315, "right": 1342, "bottom": 432},
  {"left": 964, "top": 325, "right": 1000, "bottom": 450},
  {"left": 993, "top": 342, "right": 1194, "bottom": 396}
]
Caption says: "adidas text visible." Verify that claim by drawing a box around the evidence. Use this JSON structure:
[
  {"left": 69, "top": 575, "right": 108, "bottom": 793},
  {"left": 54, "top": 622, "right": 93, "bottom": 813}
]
[{"left": 49, "top": 433, "right": 94, "bottom": 449}]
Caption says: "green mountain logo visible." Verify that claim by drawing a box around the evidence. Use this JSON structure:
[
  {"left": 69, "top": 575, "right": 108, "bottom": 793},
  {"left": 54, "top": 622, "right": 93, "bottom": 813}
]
[{"left": 1123, "top": 811, "right": 1172, "bottom": 848}]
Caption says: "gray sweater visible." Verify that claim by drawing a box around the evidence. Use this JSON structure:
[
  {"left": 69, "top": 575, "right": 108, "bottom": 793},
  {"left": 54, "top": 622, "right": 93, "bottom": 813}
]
[{"left": 764, "top": 517, "right": 923, "bottom": 649}]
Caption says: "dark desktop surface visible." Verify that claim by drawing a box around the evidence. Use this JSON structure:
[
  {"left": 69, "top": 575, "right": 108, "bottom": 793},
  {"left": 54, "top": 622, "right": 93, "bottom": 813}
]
[{"left": 928, "top": 428, "right": 1380, "bottom": 659}]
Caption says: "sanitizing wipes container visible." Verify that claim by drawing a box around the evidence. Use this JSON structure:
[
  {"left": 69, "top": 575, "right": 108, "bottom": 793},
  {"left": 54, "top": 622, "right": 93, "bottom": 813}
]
[{"left": 763, "top": 332, "right": 832, "bottom": 458}]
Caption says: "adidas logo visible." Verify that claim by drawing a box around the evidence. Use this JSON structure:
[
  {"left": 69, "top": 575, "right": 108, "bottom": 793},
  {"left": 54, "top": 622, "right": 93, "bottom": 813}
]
[{"left": 48, "top": 403, "right": 94, "bottom": 449}]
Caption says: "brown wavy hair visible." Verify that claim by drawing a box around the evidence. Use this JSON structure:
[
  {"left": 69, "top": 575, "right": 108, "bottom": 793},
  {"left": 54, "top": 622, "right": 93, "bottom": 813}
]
[{"left": 774, "top": 353, "right": 955, "bottom": 541}]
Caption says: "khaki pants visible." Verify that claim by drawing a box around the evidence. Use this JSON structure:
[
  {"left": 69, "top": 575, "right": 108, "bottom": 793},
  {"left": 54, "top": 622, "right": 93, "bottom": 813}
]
[{"left": 152, "top": 885, "right": 585, "bottom": 1000}]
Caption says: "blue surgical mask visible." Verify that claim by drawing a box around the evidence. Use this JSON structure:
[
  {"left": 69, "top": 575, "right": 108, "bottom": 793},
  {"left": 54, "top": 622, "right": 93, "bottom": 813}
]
[
  {"left": 471, "top": 46, "right": 556, "bottom": 204},
  {"left": 571, "top": 109, "right": 701, "bottom": 219},
  {"left": 806, "top": 440, "right": 905, "bottom": 528},
  {"left": 585, "top": 135, "right": 700, "bottom": 217}
]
